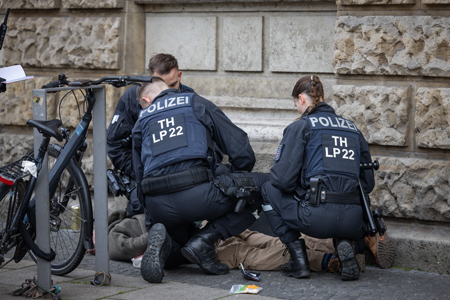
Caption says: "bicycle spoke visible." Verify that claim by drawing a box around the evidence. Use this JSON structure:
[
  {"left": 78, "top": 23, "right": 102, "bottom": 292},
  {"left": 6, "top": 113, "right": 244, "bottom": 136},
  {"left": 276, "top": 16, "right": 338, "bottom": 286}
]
[{"left": 27, "top": 146, "right": 88, "bottom": 275}]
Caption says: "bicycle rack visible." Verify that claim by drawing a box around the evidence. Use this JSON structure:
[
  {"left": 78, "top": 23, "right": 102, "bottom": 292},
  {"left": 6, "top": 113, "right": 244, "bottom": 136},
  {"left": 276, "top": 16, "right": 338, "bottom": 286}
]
[
  {"left": 0, "top": 155, "right": 40, "bottom": 185},
  {"left": 32, "top": 86, "right": 109, "bottom": 291}
]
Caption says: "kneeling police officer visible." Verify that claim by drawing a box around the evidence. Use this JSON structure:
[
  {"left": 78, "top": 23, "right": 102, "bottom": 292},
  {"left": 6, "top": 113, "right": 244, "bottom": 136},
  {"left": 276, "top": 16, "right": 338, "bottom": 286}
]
[
  {"left": 261, "top": 75, "right": 375, "bottom": 281},
  {"left": 132, "top": 77, "right": 269, "bottom": 283}
]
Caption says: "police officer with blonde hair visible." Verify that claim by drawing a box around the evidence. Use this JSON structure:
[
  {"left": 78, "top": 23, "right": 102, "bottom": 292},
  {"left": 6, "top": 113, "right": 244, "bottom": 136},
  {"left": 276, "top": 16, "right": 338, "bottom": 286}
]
[
  {"left": 107, "top": 54, "right": 194, "bottom": 217},
  {"left": 132, "top": 77, "right": 269, "bottom": 283},
  {"left": 261, "top": 75, "right": 375, "bottom": 281}
]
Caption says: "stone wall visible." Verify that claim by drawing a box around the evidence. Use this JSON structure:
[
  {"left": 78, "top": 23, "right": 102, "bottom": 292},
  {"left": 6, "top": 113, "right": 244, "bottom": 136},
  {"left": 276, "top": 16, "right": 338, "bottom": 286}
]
[
  {"left": 0, "top": 0, "right": 450, "bottom": 272},
  {"left": 0, "top": 1, "right": 143, "bottom": 176},
  {"left": 334, "top": 0, "right": 450, "bottom": 226}
]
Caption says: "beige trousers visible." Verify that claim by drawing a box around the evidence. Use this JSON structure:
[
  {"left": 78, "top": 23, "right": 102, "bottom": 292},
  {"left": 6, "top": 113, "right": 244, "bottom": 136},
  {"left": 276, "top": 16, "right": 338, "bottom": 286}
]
[{"left": 216, "top": 230, "right": 335, "bottom": 271}]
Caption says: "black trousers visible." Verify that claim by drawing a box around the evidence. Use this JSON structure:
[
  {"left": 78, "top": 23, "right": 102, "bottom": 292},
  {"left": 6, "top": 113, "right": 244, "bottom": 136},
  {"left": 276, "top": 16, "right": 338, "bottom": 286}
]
[
  {"left": 126, "top": 188, "right": 145, "bottom": 217},
  {"left": 261, "top": 181, "right": 366, "bottom": 245},
  {"left": 145, "top": 172, "right": 269, "bottom": 248}
]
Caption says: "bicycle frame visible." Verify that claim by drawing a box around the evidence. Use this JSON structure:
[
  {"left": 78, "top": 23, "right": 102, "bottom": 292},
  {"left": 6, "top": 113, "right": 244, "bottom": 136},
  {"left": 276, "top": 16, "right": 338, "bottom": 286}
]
[
  {"left": 2, "top": 74, "right": 151, "bottom": 272},
  {"left": 1, "top": 88, "right": 96, "bottom": 257},
  {"left": 49, "top": 89, "right": 95, "bottom": 249},
  {"left": 41, "top": 89, "right": 96, "bottom": 249}
]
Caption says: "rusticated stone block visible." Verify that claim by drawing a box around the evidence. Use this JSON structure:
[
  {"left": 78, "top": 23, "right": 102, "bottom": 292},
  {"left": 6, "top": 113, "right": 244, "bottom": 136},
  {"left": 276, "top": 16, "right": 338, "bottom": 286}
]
[
  {"left": 270, "top": 16, "right": 335, "bottom": 73},
  {"left": 0, "top": 75, "right": 121, "bottom": 128},
  {"left": 181, "top": 75, "right": 336, "bottom": 100},
  {"left": 371, "top": 157, "right": 450, "bottom": 222},
  {"left": 62, "top": 0, "right": 124, "bottom": 8},
  {"left": 415, "top": 88, "right": 450, "bottom": 149},
  {"left": 137, "top": 0, "right": 334, "bottom": 3},
  {"left": 0, "top": 0, "right": 59, "bottom": 9},
  {"left": 338, "top": 0, "right": 414, "bottom": 4},
  {"left": 223, "top": 17, "right": 262, "bottom": 71},
  {"left": 334, "top": 16, "right": 450, "bottom": 77},
  {"left": 4, "top": 17, "right": 121, "bottom": 69},
  {"left": 0, "top": 15, "right": 3, "bottom": 67},
  {"left": 329, "top": 85, "right": 410, "bottom": 146},
  {"left": 146, "top": 16, "right": 216, "bottom": 70},
  {"left": 0, "top": 133, "right": 33, "bottom": 166},
  {"left": 423, "top": 0, "right": 450, "bottom": 3},
  {"left": 0, "top": 77, "right": 56, "bottom": 126}
]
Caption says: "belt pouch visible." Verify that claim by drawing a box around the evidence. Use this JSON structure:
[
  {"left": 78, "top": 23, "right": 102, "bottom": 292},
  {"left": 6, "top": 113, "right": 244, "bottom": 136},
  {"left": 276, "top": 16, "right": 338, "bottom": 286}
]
[{"left": 308, "top": 177, "right": 322, "bottom": 207}]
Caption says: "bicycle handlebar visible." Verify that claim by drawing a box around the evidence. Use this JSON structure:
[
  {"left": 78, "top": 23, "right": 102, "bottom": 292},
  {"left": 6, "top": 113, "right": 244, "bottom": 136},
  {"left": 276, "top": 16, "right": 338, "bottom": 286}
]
[
  {"left": 42, "top": 74, "right": 70, "bottom": 89},
  {"left": 69, "top": 75, "right": 154, "bottom": 88},
  {"left": 360, "top": 160, "right": 379, "bottom": 170},
  {"left": 42, "top": 74, "right": 154, "bottom": 90}
]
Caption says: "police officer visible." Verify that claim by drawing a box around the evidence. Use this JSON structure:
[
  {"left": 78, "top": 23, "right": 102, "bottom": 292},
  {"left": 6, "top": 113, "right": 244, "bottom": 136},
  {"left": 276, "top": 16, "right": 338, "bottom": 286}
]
[
  {"left": 107, "top": 54, "right": 194, "bottom": 217},
  {"left": 261, "top": 75, "right": 375, "bottom": 281},
  {"left": 132, "top": 78, "right": 269, "bottom": 283}
]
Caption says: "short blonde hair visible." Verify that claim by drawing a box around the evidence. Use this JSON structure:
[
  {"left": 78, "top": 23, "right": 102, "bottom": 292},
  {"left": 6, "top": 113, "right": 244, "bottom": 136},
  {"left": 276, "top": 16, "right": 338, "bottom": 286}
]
[{"left": 136, "top": 77, "right": 167, "bottom": 107}]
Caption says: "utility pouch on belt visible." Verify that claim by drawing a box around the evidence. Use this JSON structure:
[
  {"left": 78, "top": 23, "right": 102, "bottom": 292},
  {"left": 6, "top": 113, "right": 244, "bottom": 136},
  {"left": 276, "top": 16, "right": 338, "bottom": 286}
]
[
  {"left": 308, "top": 177, "right": 322, "bottom": 207},
  {"left": 141, "top": 166, "right": 210, "bottom": 196}
]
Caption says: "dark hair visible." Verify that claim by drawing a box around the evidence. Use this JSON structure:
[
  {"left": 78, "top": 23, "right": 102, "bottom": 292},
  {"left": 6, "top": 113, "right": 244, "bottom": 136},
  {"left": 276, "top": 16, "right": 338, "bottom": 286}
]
[
  {"left": 148, "top": 53, "right": 179, "bottom": 75},
  {"left": 291, "top": 75, "right": 324, "bottom": 116}
]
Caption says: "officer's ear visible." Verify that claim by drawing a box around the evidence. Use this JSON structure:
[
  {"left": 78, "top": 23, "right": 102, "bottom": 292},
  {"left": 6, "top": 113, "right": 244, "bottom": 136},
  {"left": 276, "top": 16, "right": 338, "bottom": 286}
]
[
  {"left": 298, "top": 94, "right": 306, "bottom": 105},
  {"left": 178, "top": 70, "right": 182, "bottom": 82},
  {"left": 141, "top": 96, "right": 153, "bottom": 108}
]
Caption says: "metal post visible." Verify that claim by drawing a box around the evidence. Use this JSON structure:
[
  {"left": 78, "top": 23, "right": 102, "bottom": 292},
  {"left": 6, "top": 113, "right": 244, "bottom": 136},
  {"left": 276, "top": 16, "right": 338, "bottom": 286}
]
[
  {"left": 32, "top": 85, "right": 110, "bottom": 289},
  {"left": 92, "top": 86, "right": 110, "bottom": 283},
  {"left": 32, "top": 89, "right": 51, "bottom": 292}
]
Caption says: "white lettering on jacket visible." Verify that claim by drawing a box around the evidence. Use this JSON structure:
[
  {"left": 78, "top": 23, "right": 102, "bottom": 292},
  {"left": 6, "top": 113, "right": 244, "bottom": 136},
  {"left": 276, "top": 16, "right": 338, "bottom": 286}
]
[
  {"left": 309, "top": 116, "right": 357, "bottom": 132},
  {"left": 140, "top": 96, "right": 190, "bottom": 118}
]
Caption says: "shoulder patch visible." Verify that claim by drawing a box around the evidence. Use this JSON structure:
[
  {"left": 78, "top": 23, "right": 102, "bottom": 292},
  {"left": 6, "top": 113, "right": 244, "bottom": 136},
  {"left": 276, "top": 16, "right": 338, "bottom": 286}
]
[
  {"left": 111, "top": 115, "right": 119, "bottom": 124},
  {"left": 274, "top": 144, "right": 284, "bottom": 162}
]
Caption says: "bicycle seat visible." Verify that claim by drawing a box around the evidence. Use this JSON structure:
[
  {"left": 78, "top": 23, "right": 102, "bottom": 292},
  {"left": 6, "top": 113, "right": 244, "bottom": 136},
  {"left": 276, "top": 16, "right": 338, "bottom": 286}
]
[{"left": 26, "top": 119, "right": 63, "bottom": 142}]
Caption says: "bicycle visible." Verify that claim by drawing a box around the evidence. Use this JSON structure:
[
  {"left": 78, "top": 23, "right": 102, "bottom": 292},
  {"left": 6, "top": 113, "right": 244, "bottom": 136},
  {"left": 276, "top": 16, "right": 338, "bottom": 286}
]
[{"left": 0, "top": 74, "right": 153, "bottom": 275}]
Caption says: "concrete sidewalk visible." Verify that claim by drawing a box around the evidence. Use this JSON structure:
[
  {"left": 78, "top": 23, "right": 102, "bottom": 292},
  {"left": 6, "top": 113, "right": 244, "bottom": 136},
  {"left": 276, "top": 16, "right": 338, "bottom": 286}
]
[
  {"left": 1, "top": 257, "right": 450, "bottom": 300},
  {"left": 0, "top": 259, "right": 273, "bottom": 300}
]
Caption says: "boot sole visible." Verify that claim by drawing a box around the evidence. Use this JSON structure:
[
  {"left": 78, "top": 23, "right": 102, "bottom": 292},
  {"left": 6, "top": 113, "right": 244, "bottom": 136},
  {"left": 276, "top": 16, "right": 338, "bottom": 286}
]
[
  {"left": 375, "top": 234, "right": 395, "bottom": 269},
  {"left": 141, "top": 223, "right": 172, "bottom": 283},
  {"left": 337, "top": 240, "right": 360, "bottom": 281},
  {"left": 181, "top": 246, "right": 229, "bottom": 275}
]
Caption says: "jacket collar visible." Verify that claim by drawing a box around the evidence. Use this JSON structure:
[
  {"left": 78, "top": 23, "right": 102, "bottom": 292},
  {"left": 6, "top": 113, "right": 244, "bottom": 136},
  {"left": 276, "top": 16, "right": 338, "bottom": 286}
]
[{"left": 152, "top": 88, "right": 179, "bottom": 103}]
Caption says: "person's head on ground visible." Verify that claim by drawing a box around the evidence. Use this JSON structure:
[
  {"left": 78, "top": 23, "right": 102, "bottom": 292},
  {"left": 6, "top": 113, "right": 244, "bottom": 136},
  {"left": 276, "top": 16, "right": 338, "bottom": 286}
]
[
  {"left": 292, "top": 75, "right": 324, "bottom": 116},
  {"left": 148, "top": 53, "right": 182, "bottom": 90},
  {"left": 137, "top": 77, "right": 169, "bottom": 108}
]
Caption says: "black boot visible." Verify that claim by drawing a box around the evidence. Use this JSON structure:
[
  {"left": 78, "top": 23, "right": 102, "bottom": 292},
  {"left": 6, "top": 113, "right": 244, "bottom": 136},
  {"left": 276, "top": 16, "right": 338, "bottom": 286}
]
[
  {"left": 336, "top": 239, "right": 360, "bottom": 281},
  {"left": 281, "top": 239, "right": 310, "bottom": 278},
  {"left": 181, "top": 223, "right": 229, "bottom": 275},
  {"left": 164, "top": 239, "right": 190, "bottom": 270},
  {"left": 141, "top": 223, "right": 172, "bottom": 283}
]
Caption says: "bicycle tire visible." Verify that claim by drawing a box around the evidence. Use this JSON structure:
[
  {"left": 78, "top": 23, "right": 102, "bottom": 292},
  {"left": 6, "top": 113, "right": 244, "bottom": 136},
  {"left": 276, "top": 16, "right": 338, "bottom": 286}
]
[
  {"left": 0, "top": 179, "right": 28, "bottom": 253},
  {"left": 28, "top": 146, "right": 90, "bottom": 276}
]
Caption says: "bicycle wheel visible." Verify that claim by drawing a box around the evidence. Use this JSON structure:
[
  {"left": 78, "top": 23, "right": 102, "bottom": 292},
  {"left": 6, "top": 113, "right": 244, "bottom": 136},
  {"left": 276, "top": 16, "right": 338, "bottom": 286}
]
[
  {"left": 0, "top": 182, "right": 13, "bottom": 241},
  {"left": 0, "top": 179, "right": 28, "bottom": 254},
  {"left": 28, "top": 146, "right": 90, "bottom": 275}
]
